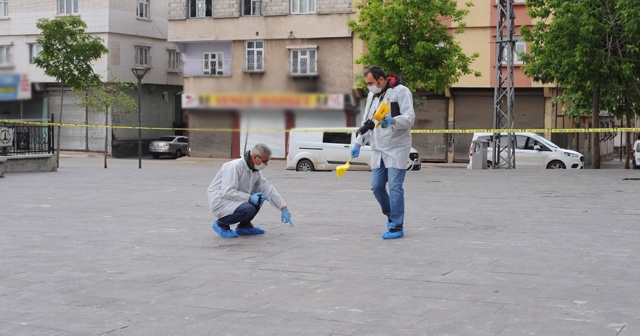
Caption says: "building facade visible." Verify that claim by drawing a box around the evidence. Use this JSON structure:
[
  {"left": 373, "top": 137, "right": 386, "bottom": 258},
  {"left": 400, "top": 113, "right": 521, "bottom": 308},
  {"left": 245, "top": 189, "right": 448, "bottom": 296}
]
[
  {"left": 443, "top": 0, "right": 615, "bottom": 163},
  {"left": 168, "top": 0, "right": 358, "bottom": 158},
  {"left": 0, "top": 0, "right": 183, "bottom": 157}
]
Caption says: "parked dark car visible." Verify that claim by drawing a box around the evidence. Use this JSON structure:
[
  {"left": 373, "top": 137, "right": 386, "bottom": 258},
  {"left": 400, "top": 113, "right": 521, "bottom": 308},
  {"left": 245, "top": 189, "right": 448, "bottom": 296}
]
[{"left": 149, "top": 135, "right": 189, "bottom": 159}]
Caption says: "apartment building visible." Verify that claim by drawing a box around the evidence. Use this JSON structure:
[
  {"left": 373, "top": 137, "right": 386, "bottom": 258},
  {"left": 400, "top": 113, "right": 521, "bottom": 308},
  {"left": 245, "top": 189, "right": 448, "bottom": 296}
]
[
  {"left": 168, "top": 0, "right": 357, "bottom": 158},
  {"left": 443, "top": 0, "right": 615, "bottom": 162},
  {"left": 0, "top": 0, "right": 183, "bottom": 157}
]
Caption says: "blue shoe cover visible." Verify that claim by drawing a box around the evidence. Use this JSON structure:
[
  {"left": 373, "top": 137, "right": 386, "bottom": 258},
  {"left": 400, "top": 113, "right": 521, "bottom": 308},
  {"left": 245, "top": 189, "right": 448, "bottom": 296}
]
[
  {"left": 212, "top": 222, "right": 238, "bottom": 238},
  {"left": 382, "top": 230, "right": 404, "bottom": 239},
  {"left": 235, "top": 227, "right": 266, "bottom": 235},
  {"left": 386, "top": 221, "right": 393, "bottom": 229}
]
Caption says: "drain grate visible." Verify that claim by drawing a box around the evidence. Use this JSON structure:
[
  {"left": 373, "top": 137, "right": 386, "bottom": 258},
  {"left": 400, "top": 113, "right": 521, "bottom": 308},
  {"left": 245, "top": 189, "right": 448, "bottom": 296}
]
[{"left": 622, "top": 177, "right": 640, "bottom": 180}]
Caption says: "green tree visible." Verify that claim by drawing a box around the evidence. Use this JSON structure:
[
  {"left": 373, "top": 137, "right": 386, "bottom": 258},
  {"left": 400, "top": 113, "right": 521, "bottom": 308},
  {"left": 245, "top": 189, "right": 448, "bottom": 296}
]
[
  {"left": 34, "top": 16, "right": 108, "bottom": 167},
  {"left": 74, "top": 79, "right": 138, "bottom": 169},
  {"left": 348, "top": 0, "right": 481, "bottom": 93},
  {"left": 521, "top": 0, "right": 640, "bottom": 168}
]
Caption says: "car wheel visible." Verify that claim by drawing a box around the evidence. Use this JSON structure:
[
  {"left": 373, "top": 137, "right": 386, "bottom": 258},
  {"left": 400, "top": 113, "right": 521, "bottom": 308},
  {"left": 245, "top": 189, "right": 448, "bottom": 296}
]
[
  {"left": 547, "top": 160, "right": 566, "bottom": 169},
  {"left": 296, "top": 159, "right": 315, "bottom": 172},
  {"left": 151, "top": 154, "right": 160, "bottom": 159},
  {"left": 174, "top": 149, "right": 182, "bottom": 159},
  {"left": 487, "top": 161, "right": 492, "bottom": 168},
  {"left": 411, "top": 162, "right": 421, "bottom": 171}
]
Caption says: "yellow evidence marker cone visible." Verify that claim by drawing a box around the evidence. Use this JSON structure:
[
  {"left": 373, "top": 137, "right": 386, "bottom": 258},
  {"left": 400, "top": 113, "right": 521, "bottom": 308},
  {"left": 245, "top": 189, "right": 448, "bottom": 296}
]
[{"left": 336, "top": 158, "right": 352, "bottom": 179}]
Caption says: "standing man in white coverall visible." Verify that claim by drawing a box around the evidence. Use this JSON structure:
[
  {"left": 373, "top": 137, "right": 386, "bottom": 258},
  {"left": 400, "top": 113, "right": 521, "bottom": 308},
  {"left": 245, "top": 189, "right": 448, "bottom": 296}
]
[
  {"left": 207, "top": 143, "right": 293, "bottom": 238},
  {"left": 350, "top": 66, "right": 416, "bottom": 239}
]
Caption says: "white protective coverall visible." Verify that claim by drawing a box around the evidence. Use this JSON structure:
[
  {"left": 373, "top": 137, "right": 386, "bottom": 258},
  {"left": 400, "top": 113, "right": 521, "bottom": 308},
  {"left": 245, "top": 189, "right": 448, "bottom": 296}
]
[
  {"left": 207, "top": 155, "right": 286, "bottom": 218},
  {"left": 355, "top": 77, "right": 416, "bottom": 169}
]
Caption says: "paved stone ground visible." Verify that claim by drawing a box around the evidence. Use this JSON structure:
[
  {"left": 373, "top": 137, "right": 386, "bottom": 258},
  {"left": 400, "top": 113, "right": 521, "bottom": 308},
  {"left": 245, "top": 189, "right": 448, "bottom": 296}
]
[{"left": 0, "top": 154, "right": 638, "bottom": 336}]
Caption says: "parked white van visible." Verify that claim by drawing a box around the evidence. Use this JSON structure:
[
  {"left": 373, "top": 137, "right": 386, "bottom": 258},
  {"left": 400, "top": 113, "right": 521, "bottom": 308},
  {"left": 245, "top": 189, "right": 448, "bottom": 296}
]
[
  {"left": 286, "top": 127, "right": 421, "bottom": 172},
  {"left": 467, "top": 132, "right": 584, "bottom": 169}
]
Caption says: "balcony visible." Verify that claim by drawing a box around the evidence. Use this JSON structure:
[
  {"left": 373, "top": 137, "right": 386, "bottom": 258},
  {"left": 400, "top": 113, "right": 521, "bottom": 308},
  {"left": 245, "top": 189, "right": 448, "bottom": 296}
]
[
  {"left": 182, "top": 57, "right": 232, "bottom": 77},
  {"left": 243, "top": 56, "right": 265, "bottom": 73},
  {"left": 289, "top": 58, "right": 318, "bottom": 77}
]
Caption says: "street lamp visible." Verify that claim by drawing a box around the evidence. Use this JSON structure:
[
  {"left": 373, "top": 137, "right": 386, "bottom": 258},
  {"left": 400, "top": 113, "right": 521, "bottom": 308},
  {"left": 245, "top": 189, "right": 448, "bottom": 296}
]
[{"left": 131, "top": 66, "right": 149, "bottom": 169}]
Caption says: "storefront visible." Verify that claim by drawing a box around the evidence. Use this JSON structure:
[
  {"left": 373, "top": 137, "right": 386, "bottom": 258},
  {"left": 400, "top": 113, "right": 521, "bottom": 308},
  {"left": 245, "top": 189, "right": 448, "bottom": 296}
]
[{"left": 182, "top": 92, "right": 352, "bottom": 158}]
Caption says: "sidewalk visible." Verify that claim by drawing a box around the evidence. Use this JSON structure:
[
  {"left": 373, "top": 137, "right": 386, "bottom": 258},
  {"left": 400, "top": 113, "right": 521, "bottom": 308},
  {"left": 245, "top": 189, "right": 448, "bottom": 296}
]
[{"left": 1, "top": 155, "right": 638, "bottom": 335}]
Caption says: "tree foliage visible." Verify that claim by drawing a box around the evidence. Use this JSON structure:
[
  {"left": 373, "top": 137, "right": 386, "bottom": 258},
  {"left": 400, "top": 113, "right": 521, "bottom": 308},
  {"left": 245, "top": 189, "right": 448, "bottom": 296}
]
[
  {"left": 33, "top": 16, "right": 108, "bottom": 166},
  {"left": 348, "top": 0, "right": 481, "bottom": 93},
  {"left": 521, "top": 0, "right": 640, "bottom": 168},
  {"left": 74, "top": 79, "right": 138, "bottom": 168},
  {"left": 34, "top": 16, "right": 108, "bottom": 90}
]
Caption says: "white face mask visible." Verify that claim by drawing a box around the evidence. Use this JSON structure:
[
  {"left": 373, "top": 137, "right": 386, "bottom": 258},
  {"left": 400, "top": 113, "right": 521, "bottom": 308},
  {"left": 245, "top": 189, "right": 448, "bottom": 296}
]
[
  {"left": 254, "top": 163, "right": 266, "bottom": 171},
  {"left": 368, "top": 85, "right": 382, "bottom": 94}
]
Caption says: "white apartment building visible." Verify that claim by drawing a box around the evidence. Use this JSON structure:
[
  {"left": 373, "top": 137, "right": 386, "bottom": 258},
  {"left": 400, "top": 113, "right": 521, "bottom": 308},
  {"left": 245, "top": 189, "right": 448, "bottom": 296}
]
[
  {"left": 167, "top": 0, "right": 358, "bottom": 158},
  {"left": 0, "top": 0, "right": 183, "bottom": 157}
]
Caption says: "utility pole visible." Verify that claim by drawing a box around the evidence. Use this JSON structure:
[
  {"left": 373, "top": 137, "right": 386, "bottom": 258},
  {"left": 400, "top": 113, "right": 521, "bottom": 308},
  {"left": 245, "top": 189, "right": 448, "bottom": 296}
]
[{"left": 492, "top": 0, "right": 516, "bottom": 169}]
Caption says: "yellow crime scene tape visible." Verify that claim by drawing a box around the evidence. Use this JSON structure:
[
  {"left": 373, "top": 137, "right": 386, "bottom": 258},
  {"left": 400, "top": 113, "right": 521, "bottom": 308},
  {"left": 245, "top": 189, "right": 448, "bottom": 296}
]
[{"left": 1, "top": 119, "right": 639, "bottom": 134}]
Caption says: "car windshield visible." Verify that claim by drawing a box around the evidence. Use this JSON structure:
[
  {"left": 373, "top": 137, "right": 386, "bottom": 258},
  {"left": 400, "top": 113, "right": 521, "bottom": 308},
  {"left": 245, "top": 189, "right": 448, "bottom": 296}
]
[{"left": 156, "top": 137, "right": 176, "bottom": 141}]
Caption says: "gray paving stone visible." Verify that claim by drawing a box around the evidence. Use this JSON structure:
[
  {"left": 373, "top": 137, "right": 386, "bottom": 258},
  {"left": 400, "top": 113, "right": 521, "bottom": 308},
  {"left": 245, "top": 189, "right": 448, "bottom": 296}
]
[{"left": 0, "top": 155, "right": 638, "bottom": 335}]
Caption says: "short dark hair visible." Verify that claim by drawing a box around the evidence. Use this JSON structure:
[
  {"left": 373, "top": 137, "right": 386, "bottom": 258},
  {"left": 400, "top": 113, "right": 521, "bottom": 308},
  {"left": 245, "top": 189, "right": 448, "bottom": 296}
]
[{"left": 363, "top": 66, "right": 386, "bottom": 81}]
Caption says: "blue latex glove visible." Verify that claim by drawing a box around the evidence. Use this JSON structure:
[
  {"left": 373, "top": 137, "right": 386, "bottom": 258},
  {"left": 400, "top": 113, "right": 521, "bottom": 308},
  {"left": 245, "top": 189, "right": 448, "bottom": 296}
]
[
  {"left": 350, "top": 144, "right": 361, "bottom": 158},
  {"left": 249, "top": 192, "right": 268, "bottom": 206},
  {"left": 380, "top": 114, "right": 394, "bottom": 128},
  {"left": 281, "top": 208, "right": 293, "bottom": 226}
]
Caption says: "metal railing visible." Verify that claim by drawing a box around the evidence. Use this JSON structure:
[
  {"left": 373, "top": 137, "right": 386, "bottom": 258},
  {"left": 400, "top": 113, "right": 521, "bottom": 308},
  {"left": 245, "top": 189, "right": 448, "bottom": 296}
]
[
  {"left": 182, "top": 58, "right": 232, "bottom": 77},
  {"left": 244, "top": 55, "right": 265, "bottom": 72},
  {"left": 289, "top": 58, "right": 318, "bottom": 76},
  {"left": 0, "top": 118, "right": 55, "bottom": 156}
]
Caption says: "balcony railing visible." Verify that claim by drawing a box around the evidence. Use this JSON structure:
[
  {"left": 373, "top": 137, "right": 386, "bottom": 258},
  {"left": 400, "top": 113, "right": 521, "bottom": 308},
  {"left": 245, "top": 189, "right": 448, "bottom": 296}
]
[
  {"left": 183, "top": 58, "right": 232, "bottom": 77},
  {"left": 289, "top": 58, "right": 318, "bottom": 76},
  {"left": 243, "top": 56, "right": 265, "bottom": 73}
]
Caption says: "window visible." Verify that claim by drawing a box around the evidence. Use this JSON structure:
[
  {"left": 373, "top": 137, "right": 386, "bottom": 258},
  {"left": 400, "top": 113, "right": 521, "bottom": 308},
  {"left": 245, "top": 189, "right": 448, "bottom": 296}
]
[
  {"left": 289, "top": 49, "right": 317, "bottom": 76},
  {"left": 291, "top": 0, "right": 315, "bottom": 14},
  {"left": 135, "top": 46, "right": 150, "bottom": 66},
  {"left": 323, "top": 132, "right": 350, "bottom": 145},
  {"left": 203, "top": 52, "right": 224, "bottom": 75},
  {"left": 499, "top": 37, "right": 525, "bottom": 64},
  {"left": 1, "top": 0, "right": 8, "bottom": 17},
  {"left": 136, "top": 0, "right": 149, "bottom": 18},
  {"left": 189, "top": 0, "right": 212, "bottom": 18},
  {"left": 245, "top": 41, "right": 264, "bottom": 72},
  {"left": 168, "top": 50, "right": 180, "bottom": 71},
  {"left": 243, "top": 0, "right": 262, "bottom": 16},
  {"left": 59, "top": 0, "right": 78, "bottom": 15},
  {"left": 29, "top": 44, "right": 41, "bottom": 64},
  {"left": 0, "top": 46, "right": 11, "bottom": 66}
]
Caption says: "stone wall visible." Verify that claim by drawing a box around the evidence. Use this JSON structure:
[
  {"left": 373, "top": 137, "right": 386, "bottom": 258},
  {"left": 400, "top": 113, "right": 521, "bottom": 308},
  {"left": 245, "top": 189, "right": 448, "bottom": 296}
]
[
  {"left": 168, "top": 0, "right": 187, "bottom": 20},
  {"left": 167, "top": 0, "right": 354, "bottom": 20}
]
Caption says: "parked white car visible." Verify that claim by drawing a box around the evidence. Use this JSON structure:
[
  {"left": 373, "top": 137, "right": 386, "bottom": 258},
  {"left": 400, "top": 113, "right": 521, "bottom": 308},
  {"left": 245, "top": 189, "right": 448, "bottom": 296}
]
[
  {"left": 467, "top": 132, "right": 584, "bottom": 169},
  {"left": 286, "top": 127, "right": 421, "bottom": 172}
]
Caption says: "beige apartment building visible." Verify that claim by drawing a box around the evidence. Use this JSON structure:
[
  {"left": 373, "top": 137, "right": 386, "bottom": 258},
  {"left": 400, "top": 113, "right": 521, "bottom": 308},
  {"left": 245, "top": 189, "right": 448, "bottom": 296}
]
[
  {"left": 0, "top": 0, "right": 183, "bottom": 157},
  {"left": 444, "top": 0, "right": 615, "bottom": 162},
  {"left": 168, "top": 0, "right": 358, "bottom": 158}
]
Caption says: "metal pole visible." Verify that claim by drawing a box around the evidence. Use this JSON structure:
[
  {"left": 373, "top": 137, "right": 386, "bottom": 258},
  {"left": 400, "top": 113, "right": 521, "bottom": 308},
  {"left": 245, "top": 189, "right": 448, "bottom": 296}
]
[{"left": 138, "top": 78, "right": 142, "bottom": 169}]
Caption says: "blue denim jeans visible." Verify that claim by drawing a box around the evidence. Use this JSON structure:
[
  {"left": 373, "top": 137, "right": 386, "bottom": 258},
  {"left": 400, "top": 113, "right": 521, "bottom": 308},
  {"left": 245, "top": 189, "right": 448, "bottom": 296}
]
[
  {"left": 371, "top": 158, "right": 406, "bottom": 230},
  {"left": 217, "top": 203, "right": 259, "bottom": 226}
]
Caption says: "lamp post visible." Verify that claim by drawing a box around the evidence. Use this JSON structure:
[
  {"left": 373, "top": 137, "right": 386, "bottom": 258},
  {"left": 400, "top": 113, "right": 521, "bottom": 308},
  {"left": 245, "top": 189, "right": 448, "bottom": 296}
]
[{"left": 131, "top": 66, "right": 149, "bottom": 169}]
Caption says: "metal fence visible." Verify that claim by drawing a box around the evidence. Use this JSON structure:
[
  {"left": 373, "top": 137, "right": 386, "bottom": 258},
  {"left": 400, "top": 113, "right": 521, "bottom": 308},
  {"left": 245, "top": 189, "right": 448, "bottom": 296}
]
[{"left": 0, "top": 118, "right": 55, "bottom": 156}]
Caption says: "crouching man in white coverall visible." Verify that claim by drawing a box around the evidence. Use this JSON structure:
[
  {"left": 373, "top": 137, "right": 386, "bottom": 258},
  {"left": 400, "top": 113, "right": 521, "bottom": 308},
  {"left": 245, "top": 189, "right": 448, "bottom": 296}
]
[
  {"left": 207, "top": 143, "right": 293, "bottom": 238},
  {"left": 351, "top": 66, "right": 416, "bottom": 240}
]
